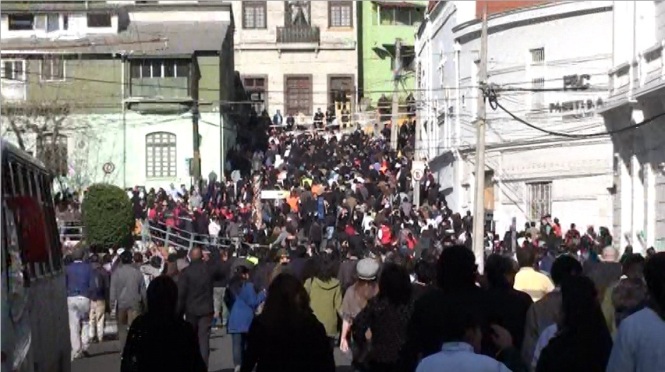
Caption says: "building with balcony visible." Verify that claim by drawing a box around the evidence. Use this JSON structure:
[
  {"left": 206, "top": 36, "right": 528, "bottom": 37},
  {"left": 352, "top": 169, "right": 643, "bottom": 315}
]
[
  {"left": 416, "top": 1, "right": 616, "bottom": 235},
  {"left": 599, "top": 0, "right": 665, "bottom": 252},
  {"left": 229, "top": 1, "right": 358, "bottom": 120},
  {"left": 1, "top": 1, "right": 241, "bottom": 190},
  {"left": 356, "top": 1, "right": 426, "bottom": 107}
]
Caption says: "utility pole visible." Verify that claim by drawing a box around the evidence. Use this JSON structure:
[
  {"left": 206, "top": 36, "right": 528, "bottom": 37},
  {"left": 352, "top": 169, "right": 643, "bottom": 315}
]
[
  {"left": 192, "top": 102, "right": 202, "bottom": 189},
  {"left": 472, "top": 5, "right": 488, "bottom": 273},
  {"left": 413, "top": 111, "right": 422, "bottom": 209},
  {"left": 390, "top": 38, "right": 402, "bottom": 150}
]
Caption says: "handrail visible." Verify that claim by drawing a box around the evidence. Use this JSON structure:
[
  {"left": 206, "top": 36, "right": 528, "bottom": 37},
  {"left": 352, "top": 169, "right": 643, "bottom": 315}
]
[{"left": 59, "top": 220, "right": 272, "bottom": 252}]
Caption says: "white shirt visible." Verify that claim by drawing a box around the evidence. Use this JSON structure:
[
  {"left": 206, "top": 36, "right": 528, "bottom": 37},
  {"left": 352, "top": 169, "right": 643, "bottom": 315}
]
[
  {"left": 532, "top": 323, "right": 558, "bottom": 369},
  {"left": 208, "top": 220, "right": 221, "bottom": 237},
  {"left": 416, "top": 342, "right": 512, "bottom": 372},
  {"left": 607, "top": 307, "right": 665, "bottom": 372}
]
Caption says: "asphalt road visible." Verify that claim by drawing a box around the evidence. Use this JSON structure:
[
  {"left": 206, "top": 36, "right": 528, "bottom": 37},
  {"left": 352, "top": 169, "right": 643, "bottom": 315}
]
[{"left": 72, "top": 327, "right": 353, "bottom": 372}]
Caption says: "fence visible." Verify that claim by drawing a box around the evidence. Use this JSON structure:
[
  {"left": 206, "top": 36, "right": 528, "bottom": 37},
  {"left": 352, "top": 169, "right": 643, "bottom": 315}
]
[{"left": 59, "top": 220, "right": 271, "bottom": 252}]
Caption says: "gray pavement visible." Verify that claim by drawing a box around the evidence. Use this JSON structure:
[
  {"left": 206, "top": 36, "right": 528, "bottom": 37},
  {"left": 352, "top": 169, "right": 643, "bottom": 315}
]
[{"left": 72, "top": 327, "right": 353, "bottom": 372}]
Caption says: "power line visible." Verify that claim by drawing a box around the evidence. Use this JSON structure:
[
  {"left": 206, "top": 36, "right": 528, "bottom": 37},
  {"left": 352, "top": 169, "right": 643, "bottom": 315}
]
[{"left": 487, "top": 90, "right": 665, "bottom": 138}]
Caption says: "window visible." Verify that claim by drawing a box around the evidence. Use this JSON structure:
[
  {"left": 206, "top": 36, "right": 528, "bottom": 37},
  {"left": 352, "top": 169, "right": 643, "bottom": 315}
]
[
  {"left": 284, "top": 75, "right": 312, "bottom": 116},
  {"left": 2, "top": 61, "right": 26, "bottom": 81},
  {"left": 530, "top": 48, "right": 545, "bottom": 64},
  {"left": 146, "top": 132, "right": 177, "bottom": 178},
  {"left": 284, "top": 1, "right": 311, "bottom": 27},
  {"left": 130, "top": 59, "right": 190, "bottom": 79},
  {"left": 328, "top": 76, "right": 353, "bottom": 110},
  {"left": 243, "top": 76, "right": 268, "bottom": 114},
  {"left": 527, "top": 182, "right": 552, "bottom": 220},
  {"left": 86, "top": 13, "right": 112, "bottom": 28},
  {"left": 8, "top": 14, "right": 35, "bottom": 30},
  {"left": 40, "top": 56, "right": 65, "bottom": 81},
  {"left": 531, "top": 78, "right": 545, "bottom": 111},
  {"left": 379, "top": 6, "right": 423, "bottom": 26},
  {"left": 46, "top": 13, "right": 60, "bottom": 32},
  {"left": 329, "top": 1, "right": 352, "bottom": 28},
  {"left": 242, "top": 1, "right": 267, "bottom": 29},
  {"left": 36, "top": 134, "right": 68, "bottom": 176}
]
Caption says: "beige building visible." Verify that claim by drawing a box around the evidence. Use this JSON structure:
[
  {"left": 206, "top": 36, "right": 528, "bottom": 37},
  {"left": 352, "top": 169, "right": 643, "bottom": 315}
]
[{"left": 230, "top": 1, "right": 358, "bottom": 119}]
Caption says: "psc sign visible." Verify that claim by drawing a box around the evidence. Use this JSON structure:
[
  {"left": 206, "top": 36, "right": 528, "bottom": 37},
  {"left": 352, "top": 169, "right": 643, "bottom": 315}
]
[
  {"left": 412, "top": 168, "right": 424, "bottom": 181},
  {"left": 102, "top": 162, "right": 115, "bottom": 174}
]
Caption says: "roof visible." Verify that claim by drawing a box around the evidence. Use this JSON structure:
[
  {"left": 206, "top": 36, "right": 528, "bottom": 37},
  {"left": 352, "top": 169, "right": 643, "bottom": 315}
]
[
  {"left": 125, "top": 22, "right": 229, "bottom": 57},
  {"left": 0, "top": 1, "right": 231, "bottom": 13},
  {"left": 372, "top": 1, "right": 426, "bottom": 9},
  {"left": 0, "top": 21, "right": 230, "bottom": 56}
]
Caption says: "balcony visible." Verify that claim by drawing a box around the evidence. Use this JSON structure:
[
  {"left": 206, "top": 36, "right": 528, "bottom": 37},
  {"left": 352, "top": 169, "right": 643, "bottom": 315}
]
[
  {"left": 129, "top": 77, "right": 190, "bottom": 99},
  {"left": 276, "top": 26, "right": 320, "bottom": 44},
  {"left": 607, "top": 40, "right": 665, "bottom": 105},
  {"left": 1, "top": 81, "right": 26, "bottom": 101}
]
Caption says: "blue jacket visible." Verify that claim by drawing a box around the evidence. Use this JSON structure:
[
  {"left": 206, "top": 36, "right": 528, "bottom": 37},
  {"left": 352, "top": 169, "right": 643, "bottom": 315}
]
[
  {"left": 227, "top": 282, "right": 265, "bottom": 334},
  {"left": 65, "top": 261, "right": 95, "bottom": 298}
]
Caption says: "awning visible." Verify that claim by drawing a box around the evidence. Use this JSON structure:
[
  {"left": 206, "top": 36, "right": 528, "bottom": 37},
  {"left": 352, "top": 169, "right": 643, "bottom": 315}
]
[{"left": 372, "top": 1, "right": 426, "bottom": 9}]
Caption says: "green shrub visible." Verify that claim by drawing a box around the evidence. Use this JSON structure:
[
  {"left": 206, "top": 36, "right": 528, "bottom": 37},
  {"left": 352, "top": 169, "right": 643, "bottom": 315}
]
[{"left": 81, "top": 183, "right": 134, "bottom": 251}]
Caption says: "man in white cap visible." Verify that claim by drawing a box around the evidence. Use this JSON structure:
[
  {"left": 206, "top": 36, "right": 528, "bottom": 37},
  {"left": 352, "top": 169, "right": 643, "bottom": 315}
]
[{"left": 339, "top": 258, "right": 380, "bottom": 354}]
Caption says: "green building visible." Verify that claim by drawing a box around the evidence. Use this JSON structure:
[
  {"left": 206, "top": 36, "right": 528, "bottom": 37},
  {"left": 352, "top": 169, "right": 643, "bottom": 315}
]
[{"left": 357, "top": 1, "right": 426, "bottom": 108}]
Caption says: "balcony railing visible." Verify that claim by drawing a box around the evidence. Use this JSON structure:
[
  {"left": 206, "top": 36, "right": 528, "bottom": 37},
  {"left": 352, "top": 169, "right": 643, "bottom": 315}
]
[
  {"left": 276, "top": 26, "right": 320, "bottom": 44},
  {"left": 130, "top": 77, "right": 190, "bottom": 99},
  {"left": 1, "top": 81, "right": 26, "bottom": 101}
]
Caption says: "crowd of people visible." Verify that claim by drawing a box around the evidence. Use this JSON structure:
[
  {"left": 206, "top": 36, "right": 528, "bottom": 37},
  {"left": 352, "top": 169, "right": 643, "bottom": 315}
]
[{"left": 60, "top": 124, "right": 665, "bottom": 372}]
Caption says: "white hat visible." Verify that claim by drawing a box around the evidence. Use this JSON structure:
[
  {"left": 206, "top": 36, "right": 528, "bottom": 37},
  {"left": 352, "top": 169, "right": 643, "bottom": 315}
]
[{"left": 356, "top": 258, "right": 380, "bottom": 281}]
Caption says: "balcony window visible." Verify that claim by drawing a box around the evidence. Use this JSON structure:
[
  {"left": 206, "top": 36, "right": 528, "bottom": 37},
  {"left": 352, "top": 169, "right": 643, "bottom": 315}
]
[
  {"left": 243, "top": 76, "right": 267, "bottom": 114},
  {"left": 129, "top": 59, "right": 190, "bottom": 98},
  {"left": 329, "top": 1, "right": 352, "bottom": 28},
  {"left": 1, "top": 60, "right": 26, "bottom": 81},
  {"left": 146, "top": 132, "right": 177, "bottom": 178},
  {"left": 242, "top": 1, "right": 267, "bottom": 29},
  {"left": 87, "top": 13, "right": 112, "bottom": 28},
  {"left": 40, "top": 56, "right": 65, "bottom": 81},
  {"left": 379, "top": 6, "right": 423, "bottom": 26},
  {"left": 8, "top": 14, "right": 35, "bottom": 30}
]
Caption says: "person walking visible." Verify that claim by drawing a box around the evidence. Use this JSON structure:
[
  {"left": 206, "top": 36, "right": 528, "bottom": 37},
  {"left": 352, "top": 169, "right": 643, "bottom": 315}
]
[
  {"left": 110, "top": 250, "right": 147, "bottom": 350},
  {"left": 65, "top": 248, "right": 95, "bottom": 360},
  {"left": 176, "top": 246, "right": 227, "bottom": 368},
  {"left": 88, "top": 254, "right": 110, "bottom": 343}
]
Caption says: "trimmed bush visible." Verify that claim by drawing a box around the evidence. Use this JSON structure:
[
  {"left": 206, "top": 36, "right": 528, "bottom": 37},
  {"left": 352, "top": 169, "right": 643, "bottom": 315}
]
[{"left": 81, "top": 183, "right": 134, "bottom": 251}]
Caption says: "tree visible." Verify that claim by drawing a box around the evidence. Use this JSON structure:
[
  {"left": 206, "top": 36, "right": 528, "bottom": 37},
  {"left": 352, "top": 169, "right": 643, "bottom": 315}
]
[
  {"left": 1, "top": 101, "right": 89, "bottom": 175},
  {"left": 81, "top": 183, "right": 134, "bottom": 251}
]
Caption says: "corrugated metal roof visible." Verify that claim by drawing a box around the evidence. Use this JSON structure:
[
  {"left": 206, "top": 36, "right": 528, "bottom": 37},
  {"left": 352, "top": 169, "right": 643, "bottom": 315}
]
[{"left": 0, "top": 21, "right": 230, "bottom": 56}]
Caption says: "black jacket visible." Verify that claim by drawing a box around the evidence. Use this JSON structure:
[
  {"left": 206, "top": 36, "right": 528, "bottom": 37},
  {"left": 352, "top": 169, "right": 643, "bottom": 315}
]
[
  {"left": 241, "top": 311, "right": 335, "bottom": 372},
  {"left": 176, "top": 259, "right": 225, "bottom": 317}
]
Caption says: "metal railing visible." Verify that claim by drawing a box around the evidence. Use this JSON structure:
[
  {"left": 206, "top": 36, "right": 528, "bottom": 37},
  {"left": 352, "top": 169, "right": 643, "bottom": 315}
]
[
  {"left": 59, "top": 220, "right": 271, "bottom": 252},
  {"left": 276, "top": 26, "right": 320, "bottom": 44}
]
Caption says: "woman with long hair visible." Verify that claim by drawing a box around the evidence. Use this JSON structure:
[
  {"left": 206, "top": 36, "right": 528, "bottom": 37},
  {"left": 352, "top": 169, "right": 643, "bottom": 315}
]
[
  {"left": 121, "top": 276, "right": 205, "bottom": 372},
  {"left": 351, "top": 263, "right": 413, "bottom": 372},
  {"left": 536, "top": 275, "right": 613, "bottom": 372},
  {"left": 227, "top": 265, "right": 266, "bottom": 372},
  {"left": 241, "top": 273, "right": 335, "bottom": 372}
]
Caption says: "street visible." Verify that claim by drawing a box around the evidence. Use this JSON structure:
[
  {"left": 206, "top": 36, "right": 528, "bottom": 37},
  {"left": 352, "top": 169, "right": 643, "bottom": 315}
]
[{"left": 72, "top": 328, "right": 353, "bottom": 372}]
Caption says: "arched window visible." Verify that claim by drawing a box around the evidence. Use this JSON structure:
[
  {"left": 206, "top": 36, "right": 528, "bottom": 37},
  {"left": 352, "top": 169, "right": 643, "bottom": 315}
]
[{"left": 145, "top": 132, "right": 176, "bottom": 178}]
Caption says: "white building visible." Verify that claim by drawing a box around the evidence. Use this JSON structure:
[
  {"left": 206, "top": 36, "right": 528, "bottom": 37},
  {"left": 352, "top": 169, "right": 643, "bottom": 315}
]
[
  {"left": 417, "top": 1, "right": 616, "bottom": 236},
  {"left": 229, "top": 0, "right": 358, "bottom": 119},
  {"left": 599, "top": 0, "right": 665, "bottom": 252},
  {"left": 1, "top": 2, "right": 241, "bottom": 191}
]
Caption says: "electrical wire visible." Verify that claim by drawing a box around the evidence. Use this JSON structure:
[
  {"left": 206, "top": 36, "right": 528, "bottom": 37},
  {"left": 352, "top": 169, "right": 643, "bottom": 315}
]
[{"left": 487, "top": 89, "right": 665, "bottom": 138}]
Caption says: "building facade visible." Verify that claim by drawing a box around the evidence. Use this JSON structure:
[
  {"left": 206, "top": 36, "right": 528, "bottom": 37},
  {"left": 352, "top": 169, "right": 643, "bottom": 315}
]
[
  {"left": 417, "top": 1, "right": 616, "bottom": 235},
  {"left": 229, "top": 1, "right": 358, "bottom": 122},
  {"left": 357, "top": 1, "right": 426, "bottom": 107},
  {"left": 1, "top": 2, "right": 241, "bottom": 191},
  {"left": 600, "top": 0, "right": 665, "bottom": 252}
]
